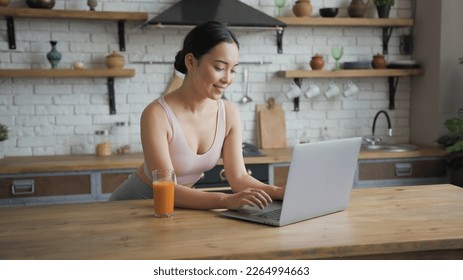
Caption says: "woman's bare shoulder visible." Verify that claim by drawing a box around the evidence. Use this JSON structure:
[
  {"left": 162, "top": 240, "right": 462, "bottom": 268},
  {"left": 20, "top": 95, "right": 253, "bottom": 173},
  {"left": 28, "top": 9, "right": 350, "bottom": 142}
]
[
  {"left": 221, "top": 99, "right": 240, "bottom": 119},
  {"left": 141, "top": 99, "right": 164, "bottom": 118}
]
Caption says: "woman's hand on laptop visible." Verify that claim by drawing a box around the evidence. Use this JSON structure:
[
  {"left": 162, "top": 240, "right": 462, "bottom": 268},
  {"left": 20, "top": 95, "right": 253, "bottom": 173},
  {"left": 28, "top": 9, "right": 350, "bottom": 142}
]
[{"left": 224, "top": 188, "right": 272, "bottom": 210}]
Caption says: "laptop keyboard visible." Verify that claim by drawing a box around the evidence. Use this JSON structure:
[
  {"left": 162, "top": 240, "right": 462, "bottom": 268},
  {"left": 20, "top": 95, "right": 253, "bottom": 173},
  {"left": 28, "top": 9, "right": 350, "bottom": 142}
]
[{"left": 255, "top": 209, "right": 281, "bottom": 220}]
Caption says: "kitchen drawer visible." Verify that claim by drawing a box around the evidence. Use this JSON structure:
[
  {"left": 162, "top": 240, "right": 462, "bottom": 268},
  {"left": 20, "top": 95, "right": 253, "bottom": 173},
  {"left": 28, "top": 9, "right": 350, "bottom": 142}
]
[
  {"left": 0, "top": 174, "right": 91, "bottom": 199},
  {"left": 358, "top": 159, "right": 447, "bottom": 181},
  {"left": 101, "top": 172, "right": 132, "bottom": 194}
]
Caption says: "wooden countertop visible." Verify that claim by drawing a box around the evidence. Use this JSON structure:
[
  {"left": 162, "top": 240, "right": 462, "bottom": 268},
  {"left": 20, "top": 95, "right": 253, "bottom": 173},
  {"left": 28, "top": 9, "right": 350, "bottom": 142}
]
[
  {"left": 0, "top": 146, "right": 446, "bottom": 175},
  {"left": 0, "top": 184, "right": 462, "bottom": 260}
]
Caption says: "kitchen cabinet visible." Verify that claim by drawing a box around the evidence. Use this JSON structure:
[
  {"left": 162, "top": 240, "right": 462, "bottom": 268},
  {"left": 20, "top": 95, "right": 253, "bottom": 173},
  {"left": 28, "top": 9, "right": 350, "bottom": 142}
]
[
  {"left": 270, "top": 157, "right": 448, "bottom": 189},
  {"left": 0, "top": 169, "right": 137, "bottom": 206},
  {"left": 356, "top": 157, "right": 448, "bottom": 188},
  {"left": 0, "top": 173, "right": 92, "bottom": 206},
  {"left": 101, "top": 170, "right": 132, "bottom": 194},
  {"left": 0, "top": 147, "right": 447, "bottom": 206}
]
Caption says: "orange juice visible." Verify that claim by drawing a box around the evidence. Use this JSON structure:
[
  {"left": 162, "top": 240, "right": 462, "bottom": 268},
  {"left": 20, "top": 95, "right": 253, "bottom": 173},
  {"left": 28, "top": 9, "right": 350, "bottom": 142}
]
[{"left": 153, "top": 180, "right": 175, "bottom": 218}]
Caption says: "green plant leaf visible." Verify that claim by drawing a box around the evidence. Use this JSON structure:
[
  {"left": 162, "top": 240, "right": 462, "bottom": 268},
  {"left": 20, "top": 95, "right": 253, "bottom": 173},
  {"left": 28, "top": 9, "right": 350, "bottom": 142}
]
[
  {"left": 446, "top": 140, "right": 463, "bottom": 153},
  {"left": 444, "top": 117, "right": 463, "bottom": 136}
]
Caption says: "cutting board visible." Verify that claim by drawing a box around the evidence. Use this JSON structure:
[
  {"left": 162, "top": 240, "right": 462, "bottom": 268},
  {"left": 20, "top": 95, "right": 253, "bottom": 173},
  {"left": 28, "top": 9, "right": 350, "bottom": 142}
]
[
  {"left": 256, "top": 97, "right": 287, "bottom": 149},
  {"left": 164, "top": 70, "right": 184, "bottom": 95}
]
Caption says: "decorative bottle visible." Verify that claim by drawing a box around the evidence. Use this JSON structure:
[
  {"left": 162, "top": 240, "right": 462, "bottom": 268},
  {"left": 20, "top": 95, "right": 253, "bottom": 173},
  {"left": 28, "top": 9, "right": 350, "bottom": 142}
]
[{"left": 46, "top": 41, "right": 62, "bottom": 69}]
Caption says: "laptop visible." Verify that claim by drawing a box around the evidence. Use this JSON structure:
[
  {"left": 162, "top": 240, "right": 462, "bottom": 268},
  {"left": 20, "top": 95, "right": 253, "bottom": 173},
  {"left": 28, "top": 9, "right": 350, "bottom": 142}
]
[{"left": 219, "top": 137, "right": 362, "bottom": 226}]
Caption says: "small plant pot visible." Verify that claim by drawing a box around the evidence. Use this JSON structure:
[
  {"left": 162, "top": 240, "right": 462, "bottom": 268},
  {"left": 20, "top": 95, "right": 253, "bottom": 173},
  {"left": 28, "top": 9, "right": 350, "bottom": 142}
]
[{"left": 376, "top": 5, "right": 391, "bottom": 18}]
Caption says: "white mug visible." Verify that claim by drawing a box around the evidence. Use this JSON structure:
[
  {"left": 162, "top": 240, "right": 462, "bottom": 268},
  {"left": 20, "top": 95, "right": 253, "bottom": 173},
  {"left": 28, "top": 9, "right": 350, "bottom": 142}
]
[
  {"left": 324, "top": 81, "right": 341, "bottom": 99},
  {"left": 285, "top": 80, "right": 303, "bottom": 99},
  {"left": 305, "top": 81, "right": 321, "bottom": 99},
  {"left": 343, "top": 80, "right": 359, "bottom": 97}
]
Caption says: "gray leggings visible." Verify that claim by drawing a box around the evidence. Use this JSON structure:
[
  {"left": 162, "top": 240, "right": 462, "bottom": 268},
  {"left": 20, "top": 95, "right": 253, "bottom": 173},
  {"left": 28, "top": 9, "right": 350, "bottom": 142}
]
[{"left": 108, "top": 173, "right": 153, "bottom": 201}]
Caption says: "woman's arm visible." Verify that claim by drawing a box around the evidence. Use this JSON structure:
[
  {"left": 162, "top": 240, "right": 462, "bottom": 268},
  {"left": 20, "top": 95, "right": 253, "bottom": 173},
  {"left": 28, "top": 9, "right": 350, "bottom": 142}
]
[
  {"left": 221, "top": 102, "right": 285, "bottom": 200},
  {"left": 174, "top": 184, "right": 272, "bottom": 210}
]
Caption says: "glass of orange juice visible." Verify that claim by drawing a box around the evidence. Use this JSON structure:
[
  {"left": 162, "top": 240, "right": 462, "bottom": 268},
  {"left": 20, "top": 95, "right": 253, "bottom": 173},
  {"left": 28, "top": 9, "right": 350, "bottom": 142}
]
[{"left": 152, "top": 170, "right": 176, "bottom": 218}]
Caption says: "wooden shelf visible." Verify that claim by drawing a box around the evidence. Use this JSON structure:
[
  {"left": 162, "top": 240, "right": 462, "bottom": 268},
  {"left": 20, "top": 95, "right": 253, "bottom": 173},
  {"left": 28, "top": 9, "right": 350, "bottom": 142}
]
[
  {"left": 0, "top": 68, "right": 135, "bottom": 78},
  {"left": 0, "top": 68, "right": 135, "bottom": 115},
  {"left": 0, "top": 8, "right": 148, "bottom": 51},
  {"left": 278, "top": 17, "right": 413, "bottom": 54},
  {"left": 278, "top": 68, "right": 424, "bottom": 79},
  {"left": 277, "top": 17, "right": 414, "bottom": 27},
  {"left": 0, "top": 8, "right": 148, "bottom": 21}
]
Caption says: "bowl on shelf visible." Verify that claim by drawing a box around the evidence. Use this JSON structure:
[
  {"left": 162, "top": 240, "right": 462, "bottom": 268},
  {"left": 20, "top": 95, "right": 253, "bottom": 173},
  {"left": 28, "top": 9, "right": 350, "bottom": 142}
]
[
  {"left": 319, "top": 8, "right": 339, "bottom": 18},
  {"left": 26, "top": 0, "right": 55, "bottom": 9}
]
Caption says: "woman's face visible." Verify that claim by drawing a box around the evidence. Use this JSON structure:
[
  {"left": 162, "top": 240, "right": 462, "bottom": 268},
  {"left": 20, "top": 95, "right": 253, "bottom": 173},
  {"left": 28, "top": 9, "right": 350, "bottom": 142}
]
[{"left": 189, "top": 42, "right": 239, "bottom": 100}]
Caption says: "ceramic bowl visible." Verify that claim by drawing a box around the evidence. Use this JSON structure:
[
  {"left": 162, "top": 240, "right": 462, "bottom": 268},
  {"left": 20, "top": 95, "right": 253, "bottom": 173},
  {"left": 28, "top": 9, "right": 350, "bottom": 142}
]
[{"left": 319, "top": 8, "right": 339, "bottom": 18}]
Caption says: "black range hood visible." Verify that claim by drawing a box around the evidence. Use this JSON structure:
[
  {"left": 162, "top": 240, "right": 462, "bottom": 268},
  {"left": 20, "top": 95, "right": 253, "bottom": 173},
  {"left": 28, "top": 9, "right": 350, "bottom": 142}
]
[{"left": 144, "top": 0, "right": 286, "bottom": 53}]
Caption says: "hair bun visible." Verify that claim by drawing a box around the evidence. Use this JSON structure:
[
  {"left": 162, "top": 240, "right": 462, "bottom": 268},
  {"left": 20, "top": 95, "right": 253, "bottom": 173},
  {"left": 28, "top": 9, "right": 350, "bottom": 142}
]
[{"left": 174, "top": 50, "right": 187, "bottom": 74}]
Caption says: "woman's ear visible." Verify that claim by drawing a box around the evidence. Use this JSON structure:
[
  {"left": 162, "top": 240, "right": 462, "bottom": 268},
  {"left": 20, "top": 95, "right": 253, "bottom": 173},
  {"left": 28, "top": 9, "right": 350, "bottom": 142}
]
[{"left": 184, "top": 53, "right": 196, "bottom": 72}]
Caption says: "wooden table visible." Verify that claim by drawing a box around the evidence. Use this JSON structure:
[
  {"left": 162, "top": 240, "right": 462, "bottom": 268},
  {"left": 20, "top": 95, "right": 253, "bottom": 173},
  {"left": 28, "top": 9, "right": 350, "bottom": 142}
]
[{"left": 1, "top": 184, "right": 462, "bottom": 260}]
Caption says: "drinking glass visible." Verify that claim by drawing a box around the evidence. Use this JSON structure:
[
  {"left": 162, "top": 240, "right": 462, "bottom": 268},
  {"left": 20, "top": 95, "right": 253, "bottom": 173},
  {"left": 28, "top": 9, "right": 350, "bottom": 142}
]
[
  {"left": 152, "top": 170, "right": 176, "bottom": 218},
  {"left": 274, "top": 0, "right": 286, "bottom": 17},
  {"left": 331, "top": 46, "right": 344, "bottom": 71}
]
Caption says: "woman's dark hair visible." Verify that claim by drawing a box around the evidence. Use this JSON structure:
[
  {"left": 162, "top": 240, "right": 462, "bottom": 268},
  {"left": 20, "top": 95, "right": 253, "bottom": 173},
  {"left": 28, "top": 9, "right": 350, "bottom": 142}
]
[{"left": 174, "top": 21, "right": 240, "bottom": 74}]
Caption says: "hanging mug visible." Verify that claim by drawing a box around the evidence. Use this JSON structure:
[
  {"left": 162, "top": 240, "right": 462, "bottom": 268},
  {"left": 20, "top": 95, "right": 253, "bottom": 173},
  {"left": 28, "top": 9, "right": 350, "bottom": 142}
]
[{"left": 325, "top": 81, "right": 341, "bottom": 99}]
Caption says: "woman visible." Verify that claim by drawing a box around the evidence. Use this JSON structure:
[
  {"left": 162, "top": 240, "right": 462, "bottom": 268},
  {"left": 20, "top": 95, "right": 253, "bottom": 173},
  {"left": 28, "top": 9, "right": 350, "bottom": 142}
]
[{"left": 109, "top": 21, "right": 284, "bottom": 209}]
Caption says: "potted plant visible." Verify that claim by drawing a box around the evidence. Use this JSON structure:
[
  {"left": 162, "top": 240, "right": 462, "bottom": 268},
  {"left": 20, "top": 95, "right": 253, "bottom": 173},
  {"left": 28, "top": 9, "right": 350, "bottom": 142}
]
[
  {"left": 374, "top": 0, "right": 395, "bottom": 18},
  {"left": 438, "top": 113, "right": 463, "bottom": 187},
  {"left": 0, "top": 123, "right": 7, "bottom": 142},
  {"left": 0, "top": 123, "right": 8, "bottom": 159}
]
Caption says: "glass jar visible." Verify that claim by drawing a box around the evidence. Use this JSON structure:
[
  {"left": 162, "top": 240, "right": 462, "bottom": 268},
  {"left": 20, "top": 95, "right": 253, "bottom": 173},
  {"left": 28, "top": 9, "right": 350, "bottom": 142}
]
[
  {"left": 112, "top": 122, "right": 131, "bottom": 154},
  {"left": 95, "top": 130, "right": 112, "bottom": 156}
]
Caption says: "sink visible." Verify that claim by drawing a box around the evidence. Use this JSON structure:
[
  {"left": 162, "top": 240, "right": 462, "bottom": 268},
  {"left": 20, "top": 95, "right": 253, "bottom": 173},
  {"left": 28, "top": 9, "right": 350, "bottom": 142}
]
[{"left": 361, "top": 143, "right": 418, "bottom": 152}]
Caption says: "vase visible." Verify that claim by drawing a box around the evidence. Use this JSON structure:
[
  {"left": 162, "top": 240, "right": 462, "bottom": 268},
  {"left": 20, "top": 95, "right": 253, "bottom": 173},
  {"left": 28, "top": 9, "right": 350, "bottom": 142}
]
[
  {"left": 87, "top": 0, "right": 97, "bottom": 11},
  {"left": 0, "top": 0, "right": 11, "bottom": 7},
  {"left": 292, "top": 0, "right": 313, "bottom": 17},
  {"left": 371, "top": 53, "right": 387, "bottom": 69},
  {"left": 310, "top": 54, "right": 324, "bottom": 70},
  {"left": 348, "top": 0, "right": 370, "bottom": 18},
  {"left": 105, "top": 51, "right": 125, "bottom": 69},
  {"left": 26, "top": 0, "right": 55, "bottom": 9},
  {"left": 376, "top": 5, "right": 391, "bottom": 18},
  {"left": 46, "top": 41, "right": 61, "bottom": 69}
]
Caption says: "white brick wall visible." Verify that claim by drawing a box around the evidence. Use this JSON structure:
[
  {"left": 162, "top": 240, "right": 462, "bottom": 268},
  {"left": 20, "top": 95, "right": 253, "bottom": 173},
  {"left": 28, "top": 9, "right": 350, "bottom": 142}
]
[{"left": 0, "top": 0, "right": 414, "bottom": 157}]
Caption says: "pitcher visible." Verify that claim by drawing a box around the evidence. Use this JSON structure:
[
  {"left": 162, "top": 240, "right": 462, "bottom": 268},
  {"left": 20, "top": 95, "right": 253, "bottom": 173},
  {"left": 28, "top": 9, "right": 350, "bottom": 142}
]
[{"left": 348, "top": 0, "right": 371, "bottom": 18}]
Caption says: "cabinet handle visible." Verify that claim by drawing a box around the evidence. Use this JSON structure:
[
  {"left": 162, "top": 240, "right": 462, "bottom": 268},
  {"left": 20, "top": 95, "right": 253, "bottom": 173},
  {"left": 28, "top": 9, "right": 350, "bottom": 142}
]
[
  {"left": 11, "top": 179, "right": 35, "bottom": 195},
  {"left": 395, "top": 163, "right": 412, "bottom": 177}
]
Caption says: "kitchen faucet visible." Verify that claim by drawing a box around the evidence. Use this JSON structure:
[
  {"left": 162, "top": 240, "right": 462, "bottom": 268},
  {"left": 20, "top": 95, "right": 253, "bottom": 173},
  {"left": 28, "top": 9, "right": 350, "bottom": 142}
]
[{"left": 364, "top": 110, "right": 392, "bottom": 145}]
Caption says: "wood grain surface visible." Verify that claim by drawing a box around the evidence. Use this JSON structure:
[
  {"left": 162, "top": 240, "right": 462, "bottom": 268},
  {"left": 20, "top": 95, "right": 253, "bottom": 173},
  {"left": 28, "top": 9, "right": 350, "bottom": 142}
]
[
  {"left": 257, "top": 99, "right": 287, "bottom": 149},
  {"left": 1, "top": 184, "right": 462, "bottom": 260},
  {"left": 0, "top": 146, "right": 446, "bottom": 175}
]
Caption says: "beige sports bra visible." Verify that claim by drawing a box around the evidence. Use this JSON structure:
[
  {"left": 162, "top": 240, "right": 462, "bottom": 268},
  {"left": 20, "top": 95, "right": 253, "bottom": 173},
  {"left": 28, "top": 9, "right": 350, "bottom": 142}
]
[{"left": 144, "top": 96, "right": 226, "bottom": 186}]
